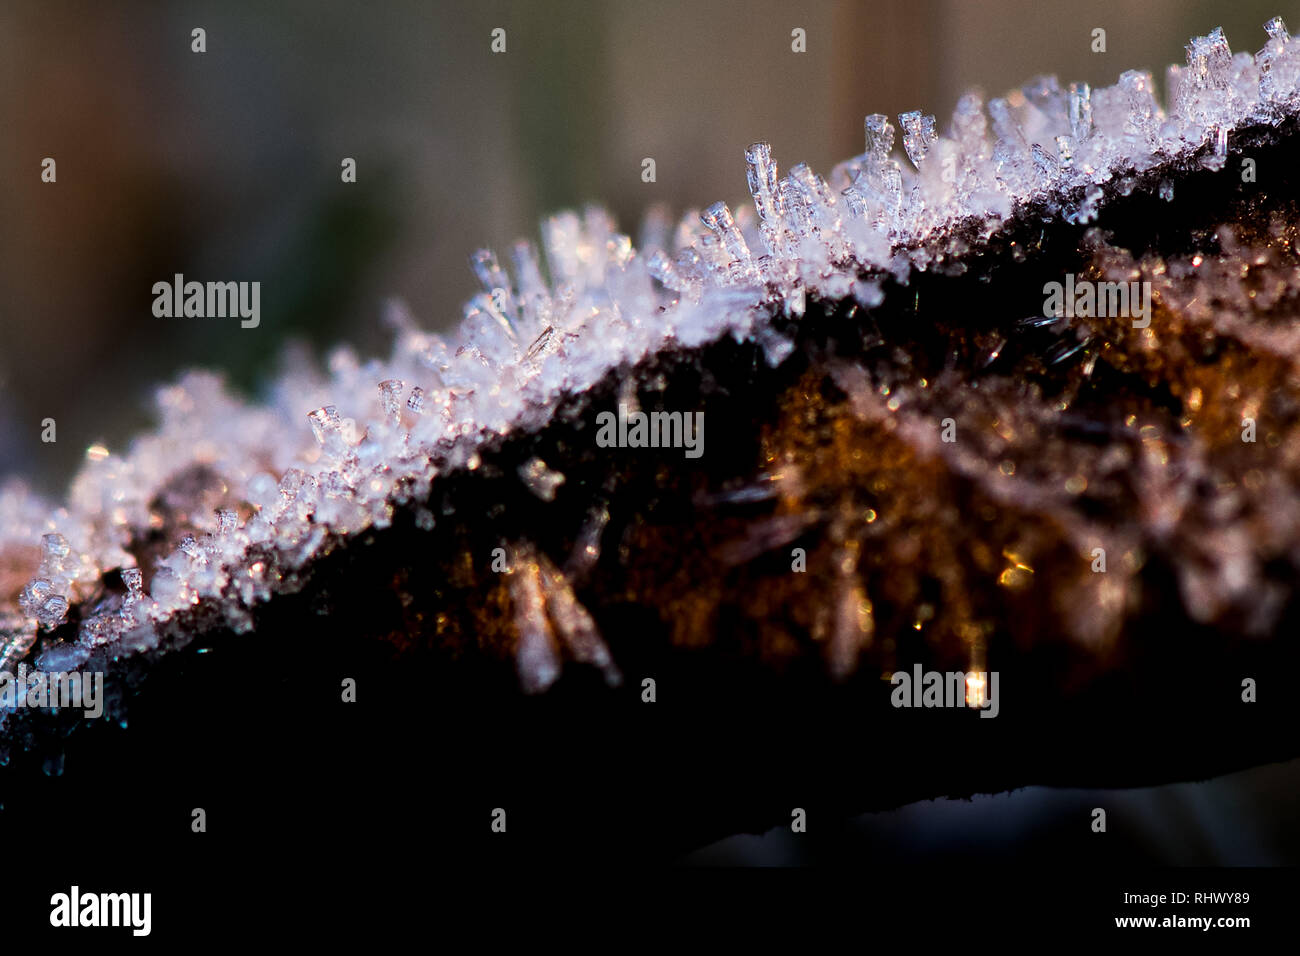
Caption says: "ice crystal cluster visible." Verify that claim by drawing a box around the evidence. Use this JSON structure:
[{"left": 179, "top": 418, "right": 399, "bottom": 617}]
[{"left": 2, "top": 20, "right": 1299, "bottom": 689}]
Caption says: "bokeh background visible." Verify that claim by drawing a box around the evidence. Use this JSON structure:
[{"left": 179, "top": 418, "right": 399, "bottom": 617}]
[
  {"left": 0, "top": 0, "right": 1290, "bottom": 492},
  {"left": 686, "top": 760, "right": 1300, "bottom": 865}
]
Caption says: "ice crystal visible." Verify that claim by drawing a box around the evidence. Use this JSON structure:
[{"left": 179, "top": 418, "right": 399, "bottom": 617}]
[
  {"left": 518, "top": 457, "right": 566, "bottom": 502},
  {"left": 3, "top": 19, "right": 1300, "bottom": 695}
]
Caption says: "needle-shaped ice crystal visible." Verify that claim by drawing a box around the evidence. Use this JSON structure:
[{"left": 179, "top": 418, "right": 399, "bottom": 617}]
[{"left": 899, "top": 111, "right": 937, "bottom": 167}]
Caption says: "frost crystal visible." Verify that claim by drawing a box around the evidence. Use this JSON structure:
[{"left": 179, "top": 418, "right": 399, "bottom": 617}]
[
  {"left": 898, "top": 111, "right": 937, "bottom": 167},
  {"left": 3, "top": 19, "right": 1300, "bottom": 693},
  {"left": 518, "top": 458, "right": 565, "bottom": 501}
]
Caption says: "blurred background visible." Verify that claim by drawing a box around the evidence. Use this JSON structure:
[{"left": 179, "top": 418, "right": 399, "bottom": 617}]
[
  {"left": 0, "top": 0, "right": 1290, "bottom": 494},
  {"left": 686, "top": 759, "right": 1300, "bottom": 865}
]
